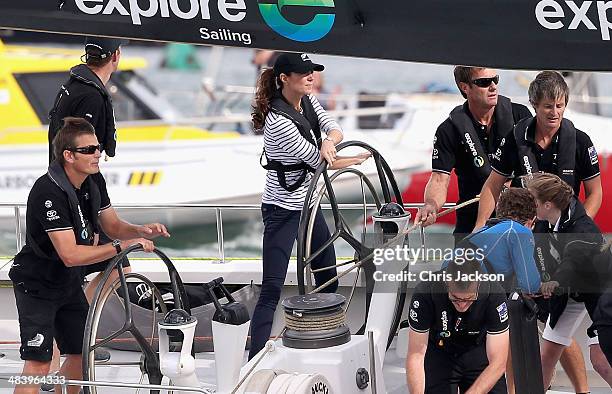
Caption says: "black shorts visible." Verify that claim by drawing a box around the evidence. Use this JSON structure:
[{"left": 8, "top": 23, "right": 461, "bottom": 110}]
[
  {"left": 424, "top": 342, "right": 507, "bottom": 394},
  {"left": 598, "top": 325, "right": 612, "bottom": 367},
  {"left": 14, "top": 285, "right": 89, "bottom": 362}
]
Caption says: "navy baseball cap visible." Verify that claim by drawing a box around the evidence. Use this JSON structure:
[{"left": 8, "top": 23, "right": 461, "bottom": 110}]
[
  {"left": 273, "top": 53, "right": 324, "bottom": 76},
  {"left": 85, "top": 36, "right": 129, "bottom": 58}
]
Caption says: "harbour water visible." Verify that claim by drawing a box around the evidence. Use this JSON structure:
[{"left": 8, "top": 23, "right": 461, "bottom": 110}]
[{"left": 1, "top": 44, "right": 611, "bottom": 258}]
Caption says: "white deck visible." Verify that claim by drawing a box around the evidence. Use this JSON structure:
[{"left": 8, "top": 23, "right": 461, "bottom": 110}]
[{"left": 0, "top": 257, "right": 609, "bottom": 392}]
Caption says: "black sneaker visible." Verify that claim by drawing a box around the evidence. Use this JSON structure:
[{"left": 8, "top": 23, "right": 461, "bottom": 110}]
[
  {"left": 94, "top": 348, "right": 111, "bottom": 362},
  {"left": 40, "top": 373, "right": 57, "bottom": 392}
]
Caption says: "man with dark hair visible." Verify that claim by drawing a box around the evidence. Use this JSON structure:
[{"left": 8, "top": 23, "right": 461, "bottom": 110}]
[
  {"left": 415, "top": 66, "right": 531, "bottom": 244},
  {"left": 48, "top": 36, "right": 127, "bottom": 162},
  {"left": 10, "top": 117, "right": 169, "bottom": 394},
  {"left": 46, "top": 36, "right": 128, "bottom": 369},
  {"left": 406, "top": 259, "right": 510, "bottom": 394}
]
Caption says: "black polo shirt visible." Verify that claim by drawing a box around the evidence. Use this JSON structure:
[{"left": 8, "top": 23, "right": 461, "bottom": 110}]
[
  {"left": 9, "top": 172, "right": 111, "bottom": 297},
  {"left": 432, "top": 102, "right": 531, "bottom": 232},
  {"left": 491, "top": 120, "right": 600, "bottom": 195},
  {"left": 409, "top": 278, "right": 509, "bottom": 354}
]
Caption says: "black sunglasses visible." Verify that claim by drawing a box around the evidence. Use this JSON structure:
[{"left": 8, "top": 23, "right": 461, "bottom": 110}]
[
  {"left": 471, "top": 75, "right": 499, "bottom": 88},
  {"left": 67, "top": 144, "right": 102, "bottom": 155}
]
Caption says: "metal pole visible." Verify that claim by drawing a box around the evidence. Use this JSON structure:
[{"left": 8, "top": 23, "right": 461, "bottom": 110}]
[
  {"left": 14, "top": 206, "right": 22, "bottom": 251},
  {"left": 215, "top": 208, "right": 225, "bottom": 263},
  {"left": 64, "top": 379, "right": 213, "bottom": 393}
]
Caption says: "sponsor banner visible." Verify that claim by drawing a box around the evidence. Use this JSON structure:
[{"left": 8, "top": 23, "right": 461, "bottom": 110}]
[{"left": 0, "top": 1, "right": 612, "bottom": 70}]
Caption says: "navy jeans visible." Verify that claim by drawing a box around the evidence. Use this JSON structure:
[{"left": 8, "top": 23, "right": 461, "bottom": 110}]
[{"left": 248, "top": 203, "right": 338, "bottom": 360}]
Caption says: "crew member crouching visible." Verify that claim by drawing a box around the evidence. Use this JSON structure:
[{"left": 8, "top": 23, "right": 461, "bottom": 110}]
[{"left": 406, "top": 259, "right": 509, "bottom": 393}]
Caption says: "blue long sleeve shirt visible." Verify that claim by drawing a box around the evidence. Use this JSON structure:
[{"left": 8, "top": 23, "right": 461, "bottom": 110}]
[
  {"left": 472, "top": 220, "right": 541, "bottom": 293},
  {"left": 444, "top": 220, "right": 541, "bottom": 294}
]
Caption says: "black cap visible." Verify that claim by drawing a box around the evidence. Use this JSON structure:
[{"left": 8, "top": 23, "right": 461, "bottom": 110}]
[
  {"left": 273, "top": 53, "right": 324, "bottom": 76},
  {"left": 85, "top": 36, "right": 129, "bottom": 58}
]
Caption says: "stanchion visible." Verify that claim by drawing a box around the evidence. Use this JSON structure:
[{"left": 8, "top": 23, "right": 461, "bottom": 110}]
[{"left": 508, "top": 291, "right": 544, "bottom": 394}]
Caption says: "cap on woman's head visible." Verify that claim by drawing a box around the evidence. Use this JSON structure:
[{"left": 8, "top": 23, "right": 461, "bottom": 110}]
[
  {"left": 273, "top": 53, "right": 324, "bottom": 76},
  {"left": 85, "top": 36, "right": 129, "bottom": 59}
]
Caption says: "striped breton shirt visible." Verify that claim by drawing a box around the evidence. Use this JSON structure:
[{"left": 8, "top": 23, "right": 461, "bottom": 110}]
[{"left": 262, "top": 94, "right": 342, "bottom": 210}]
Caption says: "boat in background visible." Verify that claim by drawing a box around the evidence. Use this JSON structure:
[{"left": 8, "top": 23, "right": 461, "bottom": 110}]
[{"left": 0, "top": 40, "right": 425, "bottom": 229}]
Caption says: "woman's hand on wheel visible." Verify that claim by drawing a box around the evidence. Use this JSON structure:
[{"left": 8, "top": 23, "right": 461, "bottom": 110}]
[
  {"left": 321, "top": 139, "right": 337, "bottom": 164},
  {"left": 354, "top": 152, "right": 372, "bottom": 165}
]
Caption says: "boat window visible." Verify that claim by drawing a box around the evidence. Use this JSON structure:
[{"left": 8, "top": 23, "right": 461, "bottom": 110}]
[
  {"left": 14, "top": 71, "right": 162, "bottom": 124},
  {"left": 13, "top": 72, "right": 67, "bottom": 123},
  {"left": 107, "top": 71, "right": 159, "bottom": 121}
]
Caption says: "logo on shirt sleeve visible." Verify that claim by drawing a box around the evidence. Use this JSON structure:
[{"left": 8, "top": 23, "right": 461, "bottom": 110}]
[
  {"left": 410, "top": 309, "right": 419, "bottom": 323},
  {"left": 44, "top": 200, "right": 52, "bottom": 208},
  {"left": 496, "top": 302, "right": 508, "bottom": 323},
  {"left": 588, "top": 146, "right": 598, "bottom": 165},
  {"left": 46, "top": 210, "right": 59, "bottom": 221}
]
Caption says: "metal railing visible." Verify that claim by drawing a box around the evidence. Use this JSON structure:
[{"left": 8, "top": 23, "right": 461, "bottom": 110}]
[{"left": 1, "top": 202, "right": 457, "bottom": 261}]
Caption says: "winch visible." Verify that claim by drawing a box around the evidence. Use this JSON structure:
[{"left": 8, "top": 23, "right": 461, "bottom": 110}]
[{"left": 282, "top": 293, "right": 350, "bottom": 349}]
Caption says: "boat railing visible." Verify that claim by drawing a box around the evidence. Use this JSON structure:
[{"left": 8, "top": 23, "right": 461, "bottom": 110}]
[
  {"left": 0, "top": 202, "right": 457, "bottom": 261},
  {"left": 0, "top": 104, "right": 415, "bottom": 134}
]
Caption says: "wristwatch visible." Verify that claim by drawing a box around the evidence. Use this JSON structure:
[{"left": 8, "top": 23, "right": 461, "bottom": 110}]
[{"left": 112, "top": 239, "right": 122, "bottom": 254}]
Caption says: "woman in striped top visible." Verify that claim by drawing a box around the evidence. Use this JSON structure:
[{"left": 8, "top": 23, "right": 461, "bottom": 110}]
[{"left": 248, "top": 53, "right": 370, "bottom": 360}]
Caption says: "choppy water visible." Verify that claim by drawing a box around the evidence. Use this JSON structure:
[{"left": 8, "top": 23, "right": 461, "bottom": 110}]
[{"left": 1, "top": 45, "right": 611, "bottom": 258}]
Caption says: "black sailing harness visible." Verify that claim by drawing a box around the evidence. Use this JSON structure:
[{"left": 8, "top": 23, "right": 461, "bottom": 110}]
[
  {"left": 48, "top": 64, "right": 118, "bottom": 160},
  {"left": 457, "top": 218, "right": 516, "bottom": 291},
  {"left": 260, "top": 92, "right": 322, "bottom": 192},
  {"left": 26, "top": 161, "right": 101, "bottom": 260},
  {"left": 513, "top": 117, "right": 576, "bottom": 188},
  {"left": 448, "top": 95, "right": 515, "bottom": 182},
  {"left": 532, "top": 219, "right": 556, "bottom": 283}
]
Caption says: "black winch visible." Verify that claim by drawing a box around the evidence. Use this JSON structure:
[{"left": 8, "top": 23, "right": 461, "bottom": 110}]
[{"left": 281, "top": 293, "right": 351, "bottom": 349}]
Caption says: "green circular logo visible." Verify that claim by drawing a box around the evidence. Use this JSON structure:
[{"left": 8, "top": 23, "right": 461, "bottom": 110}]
[{"left": 258, "top": 0, "right": 336, "bottom": 42}]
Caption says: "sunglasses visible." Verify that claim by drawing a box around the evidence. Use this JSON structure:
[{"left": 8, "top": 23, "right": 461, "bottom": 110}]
[
  {"left": 67, "top": 144, "right": 102, "bottom": 155},
  {"left": 471, "top": 75, "right": 499, "bottom": 88}
]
